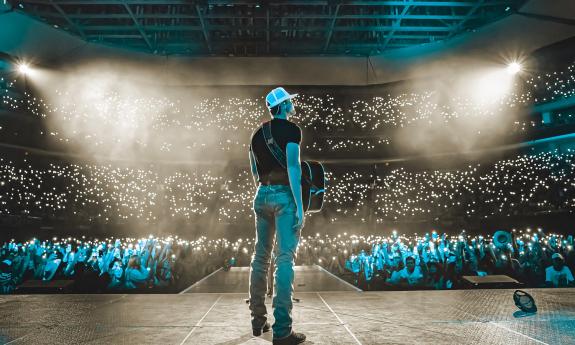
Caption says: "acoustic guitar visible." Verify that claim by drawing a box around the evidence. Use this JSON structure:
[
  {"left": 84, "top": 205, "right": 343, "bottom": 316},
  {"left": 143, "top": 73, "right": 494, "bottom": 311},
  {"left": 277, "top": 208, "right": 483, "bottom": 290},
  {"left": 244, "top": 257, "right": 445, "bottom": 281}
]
[{"left": 261, "top": 122, "right": 326, "bottom": 213}]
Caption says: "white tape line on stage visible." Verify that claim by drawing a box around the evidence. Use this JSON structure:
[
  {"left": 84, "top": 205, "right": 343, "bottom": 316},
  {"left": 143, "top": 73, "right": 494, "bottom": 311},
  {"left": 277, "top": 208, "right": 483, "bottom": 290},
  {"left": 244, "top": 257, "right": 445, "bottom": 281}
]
[
  {"left": 488, "top": 321, "right": 550, "bottom": 345},
  {"left": 179, "top": 294, "right": 223, "bottom": 345},
  {"left": 317, "top": 292, "right": 363, "bottom": 345}
]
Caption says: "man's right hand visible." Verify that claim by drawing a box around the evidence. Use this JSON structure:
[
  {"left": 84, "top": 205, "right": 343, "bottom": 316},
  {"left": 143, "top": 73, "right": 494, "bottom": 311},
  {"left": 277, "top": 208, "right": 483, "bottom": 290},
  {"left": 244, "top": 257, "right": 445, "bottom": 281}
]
[{"left": 294, "top": 206, "right": 304, "bottom": 231}]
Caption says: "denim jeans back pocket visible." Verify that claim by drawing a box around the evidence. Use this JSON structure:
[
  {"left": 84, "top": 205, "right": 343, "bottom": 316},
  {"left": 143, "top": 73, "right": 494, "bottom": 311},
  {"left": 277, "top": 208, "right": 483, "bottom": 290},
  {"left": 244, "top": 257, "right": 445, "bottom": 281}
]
[{"left": 275, "top": 190, "right": 296, "bottom": 213}]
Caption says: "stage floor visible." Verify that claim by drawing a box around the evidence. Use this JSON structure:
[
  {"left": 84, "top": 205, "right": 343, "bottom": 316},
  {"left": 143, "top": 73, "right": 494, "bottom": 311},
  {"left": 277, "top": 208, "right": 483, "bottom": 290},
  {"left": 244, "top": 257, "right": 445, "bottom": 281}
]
[{"left": 1, "top": 288, "right": 574, "bottom": 344}]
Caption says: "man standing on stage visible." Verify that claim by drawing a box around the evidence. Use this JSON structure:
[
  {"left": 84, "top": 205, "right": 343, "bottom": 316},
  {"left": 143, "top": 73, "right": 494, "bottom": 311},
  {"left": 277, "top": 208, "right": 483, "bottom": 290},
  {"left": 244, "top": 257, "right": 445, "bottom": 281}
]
[{"left": 248, "top": 87, "right": 306, "bottom": 345}]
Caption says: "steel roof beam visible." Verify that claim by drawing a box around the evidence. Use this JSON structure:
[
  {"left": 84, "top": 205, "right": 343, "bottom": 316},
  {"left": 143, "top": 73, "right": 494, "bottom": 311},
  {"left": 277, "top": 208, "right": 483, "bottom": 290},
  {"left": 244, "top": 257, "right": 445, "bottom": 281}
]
[
  {"left": 266, "top": 6, "right": 270, "bottom": 53},
  {"left": 32, "top": 12, "right": 486, "bottom": 20},
  {"left": 196, "top": 4, "right": 212, "bottom": 53},
  {"left": 15, "top": 0, "right": 519, "bottom": 56},
  {"left": 323, "top": 3, "right": 341, "bottom": 52},
  {"left": 160, "top": 41, "right": 412, "bottom": 47},
  {"left": 48, "top": 0, "right": 86, "bottom": 39},
  {"left": 159, "top": 39, "right": 426, "bottom": 44},
  {"left": 381, "top": 0, "right": 414, "bottom": 50},
  {"left": 86, "top": 34, "right": 145, "bottom": 38},
  {"left": 26, "top": 0, "right": 513, "bottom": 8},
  {"left": 122, "top": 2, "right": 154, "bottom": 51},
  {"left": 81, "top": 25, "right": 202, "bottom": 31},
  {"left": 156, "top": 44, "right": 411, "bottom": 53},
  {"left": 78, "top": 25, "right": 453, "bottom": 32},
  {"left": 145, "top": 34, "right": 439, "bottom": 44},
  {"left": 448, "top": 0, "right": 486, "bottom": 37}
]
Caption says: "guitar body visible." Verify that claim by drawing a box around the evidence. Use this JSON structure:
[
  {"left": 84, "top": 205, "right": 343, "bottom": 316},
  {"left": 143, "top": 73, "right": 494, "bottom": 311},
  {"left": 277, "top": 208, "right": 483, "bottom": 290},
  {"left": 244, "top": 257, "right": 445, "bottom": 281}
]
[{"left": 301, "top": 160, "right": 325, "bottom": 213}]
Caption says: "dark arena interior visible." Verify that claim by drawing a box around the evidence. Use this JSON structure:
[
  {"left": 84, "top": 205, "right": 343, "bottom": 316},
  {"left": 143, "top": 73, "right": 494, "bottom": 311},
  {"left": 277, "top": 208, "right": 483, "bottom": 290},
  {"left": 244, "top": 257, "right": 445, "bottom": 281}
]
[{"left": 1, "top": 1, "right": 575, "bottom": 344}]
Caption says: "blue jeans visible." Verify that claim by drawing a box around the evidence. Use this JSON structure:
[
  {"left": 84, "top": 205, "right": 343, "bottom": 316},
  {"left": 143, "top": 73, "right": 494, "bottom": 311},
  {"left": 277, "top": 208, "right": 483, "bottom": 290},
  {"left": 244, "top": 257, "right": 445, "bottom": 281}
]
[{"left": 249, "top": 184, "right": 302, "bottom": 339}]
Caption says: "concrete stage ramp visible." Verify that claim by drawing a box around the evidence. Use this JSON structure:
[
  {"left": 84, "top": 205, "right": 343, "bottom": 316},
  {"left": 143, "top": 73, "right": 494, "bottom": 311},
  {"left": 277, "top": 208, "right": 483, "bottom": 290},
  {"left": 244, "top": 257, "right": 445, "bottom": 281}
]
[{"left": 181, "top": 265, "right": 361, "bottom": 294}]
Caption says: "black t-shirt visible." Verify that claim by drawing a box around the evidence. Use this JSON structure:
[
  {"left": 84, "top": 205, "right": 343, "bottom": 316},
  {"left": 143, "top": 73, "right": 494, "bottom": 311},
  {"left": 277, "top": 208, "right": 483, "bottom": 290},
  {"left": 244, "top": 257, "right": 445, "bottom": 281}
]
[{"left": 250, "top": 118, "right": 302, "bottom": 182}]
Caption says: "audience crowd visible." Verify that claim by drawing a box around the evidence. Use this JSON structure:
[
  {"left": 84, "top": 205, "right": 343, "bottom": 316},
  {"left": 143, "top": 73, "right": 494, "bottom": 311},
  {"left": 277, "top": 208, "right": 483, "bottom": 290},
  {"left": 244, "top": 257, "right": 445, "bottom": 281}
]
[
  {"left": 0, "top": 235, "right": 250, "bottom": 294},
  {"left": 314, "top": 229, "right": 575, "bottom": 290},
  {"left": 0, "top": 149, "right": 572, "bottom": 225},
  {"left": 2, "top": 229, "right": 573, "bottom": 294},
  {"left": 527, "top": 62, "right": 575, "bottom": 104},
  {"left": 372, "top": 150, "right": 575, "bottom": 220}
]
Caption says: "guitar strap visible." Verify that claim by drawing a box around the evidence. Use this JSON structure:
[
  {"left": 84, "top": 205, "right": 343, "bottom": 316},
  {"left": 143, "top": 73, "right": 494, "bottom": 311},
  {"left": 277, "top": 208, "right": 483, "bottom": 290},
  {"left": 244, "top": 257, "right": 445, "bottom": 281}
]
[
  {"left": 260, "top": 121, "right": 320, "bottom": 189},
  {"left": 262, "top": 121, "right": 288, "bottom": 170}
]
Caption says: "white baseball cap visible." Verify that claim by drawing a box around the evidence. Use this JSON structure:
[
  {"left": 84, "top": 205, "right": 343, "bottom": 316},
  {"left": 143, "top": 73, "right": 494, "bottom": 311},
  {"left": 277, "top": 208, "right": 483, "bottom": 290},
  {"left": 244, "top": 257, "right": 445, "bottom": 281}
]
[
  {"left": 265, "top": 87, "right": 298, "bottom": 109},
  {"left": 552, "top": 253, "right": 564, "bottom": 260}
]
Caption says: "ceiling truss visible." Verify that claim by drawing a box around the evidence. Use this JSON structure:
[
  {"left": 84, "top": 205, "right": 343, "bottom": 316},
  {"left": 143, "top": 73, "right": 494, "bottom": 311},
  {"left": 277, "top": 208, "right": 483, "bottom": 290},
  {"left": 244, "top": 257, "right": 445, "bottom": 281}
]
[{"left": 10, "top": 0, "right": 527, "bottom": 56}]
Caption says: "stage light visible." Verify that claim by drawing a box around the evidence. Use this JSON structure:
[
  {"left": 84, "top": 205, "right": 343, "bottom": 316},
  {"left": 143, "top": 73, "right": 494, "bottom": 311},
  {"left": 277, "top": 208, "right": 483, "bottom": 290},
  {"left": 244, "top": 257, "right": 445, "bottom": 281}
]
[
  {"left": 507, "top": 62, "right": 522, "bottom": 75},
  {"left": 17, "top": 63, "right": 31, "bottom": 75}
]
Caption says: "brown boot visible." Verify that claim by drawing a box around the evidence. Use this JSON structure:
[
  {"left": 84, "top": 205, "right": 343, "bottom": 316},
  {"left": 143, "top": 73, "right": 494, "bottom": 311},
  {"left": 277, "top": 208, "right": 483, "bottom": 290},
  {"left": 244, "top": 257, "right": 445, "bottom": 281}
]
[{"left": 272, "top": 331, "right": 306, "bottom": 345}]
